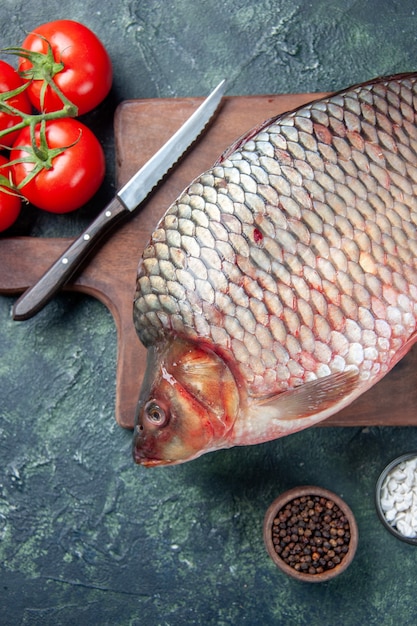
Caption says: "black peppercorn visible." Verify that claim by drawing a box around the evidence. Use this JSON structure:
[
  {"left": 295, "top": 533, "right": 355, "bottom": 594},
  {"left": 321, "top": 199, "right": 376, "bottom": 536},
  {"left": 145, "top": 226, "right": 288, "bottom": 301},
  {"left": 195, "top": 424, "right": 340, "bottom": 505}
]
[{"left": 270, "top": 494, "right": 351, "bottom": 576}]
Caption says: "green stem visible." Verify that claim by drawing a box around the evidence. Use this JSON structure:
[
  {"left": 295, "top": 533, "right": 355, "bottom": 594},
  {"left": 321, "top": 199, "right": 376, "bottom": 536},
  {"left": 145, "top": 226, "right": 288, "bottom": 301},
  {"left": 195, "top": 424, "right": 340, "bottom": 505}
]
[
  {"left": 42, "top": 73, "right": 78, "bottom": 113},
  {"left": 0, "top": 102, "right": 78, "bottom": 141}
]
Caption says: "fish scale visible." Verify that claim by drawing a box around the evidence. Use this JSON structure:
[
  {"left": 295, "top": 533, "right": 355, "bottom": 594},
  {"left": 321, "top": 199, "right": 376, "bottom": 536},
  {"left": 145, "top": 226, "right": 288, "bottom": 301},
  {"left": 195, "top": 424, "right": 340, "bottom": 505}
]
[{"left": 133, "top": 74, "right": 417, "bottom": 465}]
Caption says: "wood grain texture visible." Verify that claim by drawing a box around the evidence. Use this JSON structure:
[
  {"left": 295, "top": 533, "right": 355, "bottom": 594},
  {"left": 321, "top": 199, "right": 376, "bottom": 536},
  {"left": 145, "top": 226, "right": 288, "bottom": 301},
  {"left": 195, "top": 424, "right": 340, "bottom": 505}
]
[{"left": 1, "top": 92, "right": 416, "bottom": 429}]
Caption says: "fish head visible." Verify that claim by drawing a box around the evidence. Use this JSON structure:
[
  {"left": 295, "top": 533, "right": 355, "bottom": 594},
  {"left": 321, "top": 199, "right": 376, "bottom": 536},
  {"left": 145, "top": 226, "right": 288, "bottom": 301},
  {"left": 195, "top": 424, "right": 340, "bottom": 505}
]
[{"left": 132, "top": 338, "right": 240, "bottom": 466}]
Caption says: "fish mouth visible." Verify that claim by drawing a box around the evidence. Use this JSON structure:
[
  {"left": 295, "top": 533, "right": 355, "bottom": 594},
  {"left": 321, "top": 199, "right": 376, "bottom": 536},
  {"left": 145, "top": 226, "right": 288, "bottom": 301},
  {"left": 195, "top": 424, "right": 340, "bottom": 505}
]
[
  {"left": 132, "top": 442, "right": 174, "bottom": 467},
  {"left": 136, "top": 456, "right": 173, "bottom": 467}
]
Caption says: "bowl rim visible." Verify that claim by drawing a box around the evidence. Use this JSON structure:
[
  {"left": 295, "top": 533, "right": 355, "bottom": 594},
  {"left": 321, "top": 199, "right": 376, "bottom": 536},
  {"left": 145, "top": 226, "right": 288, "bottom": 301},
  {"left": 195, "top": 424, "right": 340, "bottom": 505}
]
[
  {"left": 375, "top": 451, "right": 417, "bottom": 545},
  {"left": 263, "top": 485, "right": 358, "bottom": 583}
]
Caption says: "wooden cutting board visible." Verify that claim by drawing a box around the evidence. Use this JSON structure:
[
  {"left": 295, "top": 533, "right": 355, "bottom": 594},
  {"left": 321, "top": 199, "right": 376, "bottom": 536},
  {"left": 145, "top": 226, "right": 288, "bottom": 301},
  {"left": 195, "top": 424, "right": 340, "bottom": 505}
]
[{"left": 1, "top": 92, "right": 417, "bottom": 429}]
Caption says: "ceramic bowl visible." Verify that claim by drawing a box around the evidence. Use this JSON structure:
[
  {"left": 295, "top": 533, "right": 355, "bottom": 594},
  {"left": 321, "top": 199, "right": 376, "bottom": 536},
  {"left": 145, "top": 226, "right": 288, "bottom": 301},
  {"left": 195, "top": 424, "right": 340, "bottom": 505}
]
[
  {"left": 375, "top": 452, "right": 417, "bottom": 545},
  {"left": 263, "top": 485, "right": 358, "bottom": 582}
]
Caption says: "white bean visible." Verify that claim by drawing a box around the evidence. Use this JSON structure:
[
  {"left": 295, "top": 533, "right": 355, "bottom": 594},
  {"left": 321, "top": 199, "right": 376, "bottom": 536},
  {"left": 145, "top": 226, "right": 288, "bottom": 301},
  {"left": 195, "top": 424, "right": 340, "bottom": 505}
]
[
  {"left": 385, "top": 508, "right": 397, "bottom": 522},
  {"left": 381, "top": 499, "right": 394, "bottom": 512},
  {"left": 396, "top": 519, "right": 414, "bottom": 537},
  {"left": 396, "top": 499, "right": 411, "bottom": 512}
]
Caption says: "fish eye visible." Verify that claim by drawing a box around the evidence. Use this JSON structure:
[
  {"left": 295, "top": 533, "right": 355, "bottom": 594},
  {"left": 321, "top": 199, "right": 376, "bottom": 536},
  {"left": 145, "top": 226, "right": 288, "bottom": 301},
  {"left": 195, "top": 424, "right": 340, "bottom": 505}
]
[{"left": 144, "top": 401, "right": 168, "bottom": 427}]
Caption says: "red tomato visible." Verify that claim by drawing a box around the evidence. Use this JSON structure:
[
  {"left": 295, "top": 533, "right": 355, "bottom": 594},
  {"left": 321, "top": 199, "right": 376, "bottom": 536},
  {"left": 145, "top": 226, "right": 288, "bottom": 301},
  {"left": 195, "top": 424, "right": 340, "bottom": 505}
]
[
  {"left": 0, "top": 60, "right": 32, "bottom": 147},
  {"left": 0, "top": 155, "right": 21, "bottom": 232},
  {"left": 11, "top": 118, "right": 105, "bottom": 213},
  {"left": 18, "top": 20, "right": 112, "bottom": 115}
]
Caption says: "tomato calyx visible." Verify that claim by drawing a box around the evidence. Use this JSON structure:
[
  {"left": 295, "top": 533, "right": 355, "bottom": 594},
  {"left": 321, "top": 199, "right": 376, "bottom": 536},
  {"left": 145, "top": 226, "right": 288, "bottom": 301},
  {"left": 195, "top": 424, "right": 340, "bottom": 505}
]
[
  {"left": 4, "top": 37, "right": 77, "bottom": 115},
  {"left": 7, "top": 36, "right": 64, "bottom": 82},
  {"left": 8, "top": 119, "right": 81, "bottom": 189}
]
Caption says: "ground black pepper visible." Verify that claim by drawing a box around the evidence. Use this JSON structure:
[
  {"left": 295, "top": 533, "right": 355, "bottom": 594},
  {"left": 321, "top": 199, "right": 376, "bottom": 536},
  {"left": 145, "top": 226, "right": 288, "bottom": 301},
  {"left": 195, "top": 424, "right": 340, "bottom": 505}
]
[{"left": 271, "top": 495, "right": 351, "bottom": 575}]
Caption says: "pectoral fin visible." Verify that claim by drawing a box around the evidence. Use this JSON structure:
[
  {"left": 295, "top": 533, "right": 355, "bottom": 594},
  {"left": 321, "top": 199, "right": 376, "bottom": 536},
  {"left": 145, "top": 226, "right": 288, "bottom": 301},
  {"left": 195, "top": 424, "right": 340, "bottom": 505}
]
[{"left": 258, "top": 368, "right": 360, "bottom": 421}]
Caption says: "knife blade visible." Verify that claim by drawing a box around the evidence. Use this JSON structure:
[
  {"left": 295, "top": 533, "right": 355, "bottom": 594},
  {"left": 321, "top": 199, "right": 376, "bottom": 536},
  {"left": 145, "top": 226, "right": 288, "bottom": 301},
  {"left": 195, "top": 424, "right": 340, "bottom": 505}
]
[{"left": 12, "top": 79, "right": 227, "bottom": 321}]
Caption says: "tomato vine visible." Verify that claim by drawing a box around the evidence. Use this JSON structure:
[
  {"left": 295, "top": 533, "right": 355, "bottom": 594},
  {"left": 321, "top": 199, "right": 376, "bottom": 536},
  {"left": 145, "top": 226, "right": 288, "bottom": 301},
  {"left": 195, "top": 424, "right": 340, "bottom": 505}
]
[{"left": 0, "top": 19, "right": 112, "bottom": 228}]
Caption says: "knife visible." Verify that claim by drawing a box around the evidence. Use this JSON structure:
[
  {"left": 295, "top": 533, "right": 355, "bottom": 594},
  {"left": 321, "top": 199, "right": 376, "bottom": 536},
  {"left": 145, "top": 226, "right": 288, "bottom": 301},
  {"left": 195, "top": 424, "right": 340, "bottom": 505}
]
[{"left": 12, "top": 79, "right": 227, "bottom": 321}]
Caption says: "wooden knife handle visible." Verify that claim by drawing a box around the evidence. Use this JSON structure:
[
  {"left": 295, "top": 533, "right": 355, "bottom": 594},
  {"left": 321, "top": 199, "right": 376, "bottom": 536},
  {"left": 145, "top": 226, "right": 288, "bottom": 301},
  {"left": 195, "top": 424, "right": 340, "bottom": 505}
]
[{"left": 12, "top": 196, "right": 129, "bottom": 320}]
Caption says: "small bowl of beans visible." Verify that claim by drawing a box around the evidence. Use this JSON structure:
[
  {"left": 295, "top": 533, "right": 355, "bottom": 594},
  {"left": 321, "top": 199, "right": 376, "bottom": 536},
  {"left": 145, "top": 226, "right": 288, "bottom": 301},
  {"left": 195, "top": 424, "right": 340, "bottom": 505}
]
[
  {"left": 263, "top": 486, "right": 358, "bottom": 582},
  {"left": 375, "top": 452, "right": 417, "bottom": 545}
]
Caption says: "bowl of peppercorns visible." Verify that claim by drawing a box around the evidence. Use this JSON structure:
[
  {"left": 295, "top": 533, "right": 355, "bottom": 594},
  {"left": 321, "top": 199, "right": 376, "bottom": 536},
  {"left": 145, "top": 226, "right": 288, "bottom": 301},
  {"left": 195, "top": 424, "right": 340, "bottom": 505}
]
[{"left": 263, "top": 486, "right": 358, "bottom": 582}]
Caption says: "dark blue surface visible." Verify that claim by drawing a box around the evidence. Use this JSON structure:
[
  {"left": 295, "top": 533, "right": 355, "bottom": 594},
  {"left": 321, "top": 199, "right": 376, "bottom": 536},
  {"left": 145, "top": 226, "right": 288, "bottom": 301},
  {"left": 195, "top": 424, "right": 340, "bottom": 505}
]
[{"left": 1, "top": 2, "right": 417, "bottom": 624}]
